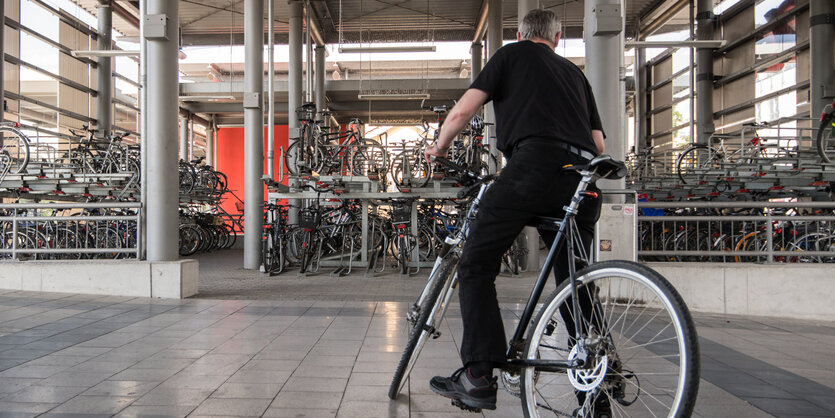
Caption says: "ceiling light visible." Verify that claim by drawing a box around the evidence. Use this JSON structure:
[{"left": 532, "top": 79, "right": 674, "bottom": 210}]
[
  {"left": 178, "top": 95, "right": 236, "bottom": 102},
  {"left": 339, "top": 46, "right": 436, "bottom": 53},
  {"left": 358, "top": 93, "right": 430, "bottom": 100},
  {"left": 72, "top": 50, "right": 140, "bottom": 58}
]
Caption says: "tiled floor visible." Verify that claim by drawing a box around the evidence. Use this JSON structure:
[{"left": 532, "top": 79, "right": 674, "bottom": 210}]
[{"left": 0, "top": 250, "right": 833, "bottom": 417}]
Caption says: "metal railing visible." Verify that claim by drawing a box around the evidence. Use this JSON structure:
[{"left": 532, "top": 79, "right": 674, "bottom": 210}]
[
  {"left": 0, "top": 202, "right": 142, "bottom": 260},
  {"left": 637, "top": 202, "right": 835, "bottom": 263}
]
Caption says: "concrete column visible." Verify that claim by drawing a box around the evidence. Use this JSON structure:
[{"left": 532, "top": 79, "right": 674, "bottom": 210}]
[
  {"left": 315, "top": 45, "right": 326, "bottom": 114},
  {"left": 471, "top": 42, "right": 482, "bottom": 82},
  {"left": 97, "top": 1, "right": 113, "bottom": 138},
  {"left": 243, "top": 0, "right": 264, "bottom": 270},
  {"left": 206, "top": 120, "right": 214, "bottom": 166},
  {"left": 0, "top": 0, "right": 5, "bottom": 123},
  {"left": 695, "top": 0, "right": 715, "bottom": 145},
  {"left": 486, "top": 0, "right": 502, "bottom": 173},
  {"left": 810, "top": 0, "right": 835, "bottom": 118},
  {"left": 179, "top": 116, "right": 188, "bottom": 160},
  {"left": 145, "top": 0, "right": 179, "bottom": 261},
  {"left": 635, "top": 46, "right": 647, "bottom": 152},
  {"left": 288, "top": 0, "right": 303, "bottom": 225},
  {"left": 266, "top": 0, "right": 275, "bottom": 179},
  {"left": 584, "top": 0, "right": 626, "bottom": 194},
  {"left": 305, "top": 2, "right": 313, "bottom": 103}
]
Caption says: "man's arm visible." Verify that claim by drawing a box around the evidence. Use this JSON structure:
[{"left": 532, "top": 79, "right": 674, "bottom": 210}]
[
  {"left": 592, "top": 129, "right": 604, "bottom": 154},
  {"left": 424, "top": 88, "right": 489, "bottom": 159}
]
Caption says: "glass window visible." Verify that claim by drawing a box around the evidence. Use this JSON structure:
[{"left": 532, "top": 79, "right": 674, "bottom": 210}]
[
  {"left": 672, "top": 72, "right": 691, "bottom": 100},
  {"left": 755, "top": 0, "right": 796, "bottom": 28},
  {"left": 756, "top": 91, "right": 796, "bottom": 123},
  {"left": 20, "top": 33, "right": 59, "bottom": 74},
  {"left": 756, "top": 56, "right": 796, "bottom": 97},
  {"left": 714, "top": 0, "right": 745, "bottom": 15},
  {"left": 672, "top": 100, "right": 692, "bottom": 147},
  {"left": 21, "top": 0, "right": 58, "bottom": 42}
]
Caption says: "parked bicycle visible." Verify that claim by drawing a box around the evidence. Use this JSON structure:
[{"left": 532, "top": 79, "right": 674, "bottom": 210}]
[{"left": 388, "top": 156, "right": 700, "bottom": 417}]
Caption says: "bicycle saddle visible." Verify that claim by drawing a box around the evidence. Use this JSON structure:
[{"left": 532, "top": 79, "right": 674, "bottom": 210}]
[{"left": 588, "top": 155, "right": 626, "bottom": 180}]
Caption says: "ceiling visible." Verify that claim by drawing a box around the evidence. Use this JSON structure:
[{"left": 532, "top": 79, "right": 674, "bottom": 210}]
[{"left": 71, "top": 0, "right": 687, "bottom": 124}]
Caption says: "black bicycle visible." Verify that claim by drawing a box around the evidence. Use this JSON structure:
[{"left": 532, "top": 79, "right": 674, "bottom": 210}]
[
  {"left": 388, "top": 156, "right": 700, "bottom": 417},
  {"left": 818, "top": 103, "right": 835, "bottom": 163}
]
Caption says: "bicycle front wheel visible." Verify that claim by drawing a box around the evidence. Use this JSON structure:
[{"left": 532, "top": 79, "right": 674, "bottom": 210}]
[
  {"left": 388, "top": 253, "right": 459, "bottom": 399},
  {"left": 521, "top": 260, "right": 699, "bottom": 418},
  {"left": 0, "top": 126, "right": 31, "bottom": 175},
  {"left": 817, "top": 113, "right": 835, "bottom": 163}
]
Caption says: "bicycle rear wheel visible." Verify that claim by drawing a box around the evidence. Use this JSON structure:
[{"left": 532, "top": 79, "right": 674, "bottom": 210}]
[
  {"left": 0, "top": 126, "right": 31, "bottom": 175},
  {"left": 676, "top": 144, "right": 719, "bottom": 184},
  {"left": 388, "top": 253, "right": 459, "bottom": 399},
  {"left": 521, "top": 260, "right": 699, "bottom": 418}
]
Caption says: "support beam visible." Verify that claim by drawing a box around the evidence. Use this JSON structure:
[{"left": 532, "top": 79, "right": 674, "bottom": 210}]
[
  {"left": 0, "top": 0, "right": 4, "bottom": 123},
  {"left": 206, "top": 117, "right": 215, "bottom": 166},
  {"left": 486, "top": 0, "right": 502, "bottom": 173},
  {"left": 695, "top": 0, "right": 715, "bottom": 145},
  {"left": 635, "top": 46, "right": 647, "bottom": 151},
  {"left": 97, "top": 1, "right": 113, "bottom": 138},
  {"left": 179, "top": 116, "right": 188, "bottom": 160},
  {"left": 243, "top": 0, "right": 264, "bottom": 270},
  {"left": 188, "top": 116, "right": 194, "bottom": 161},
  {"left": 810, "top": 0, "right": 835, "bottom": 118},
  {"left": 517, "top": 0, "right": 539, "bottom": 27},
  {"left": 584, "top": 0, "right": 626, "bottom": 194},
  {"left": 145, "top": 0, "right": 179, "bottom": 261},
  {"left": 288, "top": 0, "right": 303, "bottom": 226}
]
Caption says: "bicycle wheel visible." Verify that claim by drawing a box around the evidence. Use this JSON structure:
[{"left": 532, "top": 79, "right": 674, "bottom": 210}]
[
  {"left": 521, "top": 260, "right": 699, "bottom": 418},
  {"left": 0, "top": 126, "right": 31, "bottom": 175},
  {"left": 676, "top": 144, "right": 719, "bottom": 184},
  {"left": 388, "top": 253, "right": 460, "bottom": 399},
  {"left": 817, "top": 112, "right": 835, "bottom": 163}
]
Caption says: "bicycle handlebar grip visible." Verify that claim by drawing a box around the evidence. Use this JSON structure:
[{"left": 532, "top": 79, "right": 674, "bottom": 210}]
[{"left": 430, "top": 156, "right": 470, "bottom": 175}]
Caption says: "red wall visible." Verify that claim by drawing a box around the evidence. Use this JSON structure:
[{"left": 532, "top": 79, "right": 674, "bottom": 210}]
[{"left": 215, "top": 126, "right": 289, "bottom": 220}]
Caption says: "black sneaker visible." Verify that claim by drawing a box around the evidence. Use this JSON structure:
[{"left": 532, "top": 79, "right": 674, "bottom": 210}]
[{"left": 429, "top": 367, "right": 498, "bottom": 410}]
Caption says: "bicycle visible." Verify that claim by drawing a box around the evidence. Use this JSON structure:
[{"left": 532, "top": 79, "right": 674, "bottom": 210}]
[
  {"left": 0, "top": 122, "right": 31, "bottom": 179},
  {"left": 388, "top": 155, "right": 700, "bottom": 417}
]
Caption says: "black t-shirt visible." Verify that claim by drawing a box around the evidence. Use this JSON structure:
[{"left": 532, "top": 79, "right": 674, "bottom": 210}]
[{"left": 470, "top": 40, "right": 605, "bottom": 157}]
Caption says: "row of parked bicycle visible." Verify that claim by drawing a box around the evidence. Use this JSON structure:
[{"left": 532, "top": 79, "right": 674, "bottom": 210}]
[
  {"left": 0, "top": 207, "right": 139, "bottom": 260},
  {"left": 260, "top": 195, "right": 526, "bottom": 276},
  {"left": 639, "top": 207, "right": 835, "bottom": 263},
  {"left": 283, "top": 104, "right": 497, "bottom": 191}
]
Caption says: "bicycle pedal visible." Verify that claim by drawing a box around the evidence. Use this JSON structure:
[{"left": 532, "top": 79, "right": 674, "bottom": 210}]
[
  {"left": 450, "top": 399, "right": 481, "bottom": 413},
  {"left": 431, "top": 331, "right": 441, "bottom": 339}
]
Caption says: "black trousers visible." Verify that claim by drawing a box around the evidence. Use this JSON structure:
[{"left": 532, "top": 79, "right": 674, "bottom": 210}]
[{"left": 457, "top": 138, "right": 602, "bottom": 366}]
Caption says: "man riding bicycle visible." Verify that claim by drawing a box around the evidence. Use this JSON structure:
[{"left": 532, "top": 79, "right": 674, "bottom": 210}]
[{"left": 423, "top": 8, "right": 606, "bottom": 412}]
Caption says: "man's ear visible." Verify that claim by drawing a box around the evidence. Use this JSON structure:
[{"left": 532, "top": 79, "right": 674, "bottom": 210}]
[
  {"left": 517, "top": 31, "right": 522, "bottom": 41},
  {"left": 554, "top": 32, "right": 561, "bottom": 47}
]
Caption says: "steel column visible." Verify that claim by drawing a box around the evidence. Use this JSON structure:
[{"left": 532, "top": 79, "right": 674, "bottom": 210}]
[
  {"left": 471, "top": 42, "right": 482, "bottom": 81},
  {"left": 486, "top": 0, "right": 502, "bottom": 173},
  {"left": 206, "top": 119, "right": 215, "bottom": 166},
  {"left": 810, "top": 0, "right": 835, "bottom": 118},
  {"left": 97, "top": 1, "right": 113, "bottom": 138},
  {"left": 188, "top": 116, "right": 194, "bottom": 161},
  {"left": 179, "top": 116, "right": 188, "bottom": 160},
  {"left": 243, "top": 0, "right": 264, "bottom": 270},
  {"left": 695, "top": 0, "right": 715, "bottom": 145},
  {"left": 517, "top": 0, "right": 539, "bottom": 27},
  {"left": 288, "top": 0, "right": 303, "bottom": 225},
  {"left": 584, "top": 0, "right": 626, "bottom": 194},
  {"left": 305, "top": 1, "right": 313, "bottom": 103},
  {"left": 0, "top": 0, "right": 5, "bottom": 123},
  {"left": 145, "top": 0, "right": 179, "bottom": 261},
  {"left": 267, "top": 0, "right": 275, "bottom": 179},
  {"left": 315, "top": 45, "right": 326, "bottom": 114},
  {"left": 635, "top": 46, "right": 647, "bottom": 152}
]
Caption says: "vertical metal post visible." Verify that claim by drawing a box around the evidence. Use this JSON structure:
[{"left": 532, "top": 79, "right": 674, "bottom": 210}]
[
  {"left": 267, "top": 0, "right": 275, "bottom": 179},
  {"left": 584, "top": 0, "right": 626, "bottom": 195},
  {"left": 288, "top": 0, "right": 303, "bottom": 225},
  {"left": 696, "top": 0, "right": 715, "bottom": 145},
  {"left": 138, "top": 0, "right": 146, "bottom": 259},
  {"left": 179, "top": 116, "right": 188, "bottom": 160},
  {"left": 145, "top": 0, "right": 179, "bottom": 261},
  {"left": 243, "top": 0, "right": 264, "bottom": 270},
  {"left": 315, "top": 45, "right": 326, "bottom": 114},
  {"left": 486, "top": 0, "right": 502, "bottom": 173},
  {"left": 635, "top": 45, "right": 646, "bottom": 153},
  {"left": 206, "top": 117, "right": 215, "bottom": 166},
  {"left": 11, "top": 209, "right": 17, "bottom": 260},
  {"left": 471, "top": 42, "right": 483, "bottom": 82},
  {"left": 188, "top": 116, "right": 194, "bottom": 161},
  {"left": 766, "top": 214, "right": 773, "bottom": 264},
  {"left": 0, "top": 0, "right": 5, "bottom": 123},
  {"left": 517, "top": 0, "right": 538, "bottom": 27},
  {"left": 305, "top": 1, "right": 313, "bottom": 103},
  {"left": 810, "top": 0, "right": 835, "bottom": 119},
  {"left": 689, "top": 0, "right": 695, "bottom": 145},
  {"left": 97, "top": 1, "right": 113, "bottom": 138}
]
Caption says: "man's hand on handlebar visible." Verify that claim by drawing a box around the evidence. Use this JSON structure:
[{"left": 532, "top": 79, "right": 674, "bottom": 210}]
[{"left": 424, "top": 143, "right": 448, "bottom": 163}]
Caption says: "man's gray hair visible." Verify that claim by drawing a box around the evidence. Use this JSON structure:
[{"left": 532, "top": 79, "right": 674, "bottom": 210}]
[{"left": 518, "top": 9, "right": 562, "bottom": 41}]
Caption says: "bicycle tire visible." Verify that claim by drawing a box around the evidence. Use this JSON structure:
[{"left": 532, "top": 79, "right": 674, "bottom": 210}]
[
  {"left": 676, "top": 144, "right": 719, "bottom": 184},
  {"left": 817, "top": 112, "right": 835, "bottom": 163},
  {"left": 0, "top": 126, "right": 31, "bottom": 175},
  {"left": 388, "top": 252, "right": 459, "bottom": 399},
  {"left": 521, "top": 260, "right": 699, "bottom": 418}
]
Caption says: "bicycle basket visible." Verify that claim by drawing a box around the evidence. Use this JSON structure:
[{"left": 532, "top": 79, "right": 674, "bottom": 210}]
[
  {"left": 299, "top": 208, "right": 320, "bottom": 230},
  {"left": 391, "top": 204, "right": 411, "bottom": 224},
  {"left": 296, "top": 103, "right": 317, "bottom": 123}
]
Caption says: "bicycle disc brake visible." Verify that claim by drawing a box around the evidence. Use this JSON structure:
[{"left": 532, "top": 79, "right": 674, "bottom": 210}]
[{"left": 567, "top": 345, "right": 608, "bottom": 392}]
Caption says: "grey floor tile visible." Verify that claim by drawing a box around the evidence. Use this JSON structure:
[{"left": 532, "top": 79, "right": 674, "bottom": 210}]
[
  {"left": 335, "top": 400, "right": 409, "bottom": 417},
  {"left": 211, "top": 382, "right": 284, "bottom": 399},
  {"left": 189, "top": 398, "right": 271, "bottom": 416},
  {"left": 282, "top": 376, "right": 349, "bottom": 393},
  {"left": 132, "top": 387, "right": 213, "bottom": 406},
  {"left": 227, "top": 370, "right": 293, "bottom": 384},
  {"left": 269, "top": 391, "right": 344, "bottom": 410},
  {"left": 48, "top": 395, "right": 136, "bottom": 415},
  {"left": 262, "top": 408, "right": 338, "bottom": 418},
  {"left": 0, "top": 401, "right": 59, "bottom": 414},
  {"left": 1, "top": 385, "right": 87, "bottom": 404},
  {"left": 113, "top": 404, "right": 196, "bottom": 418},
  {"left": 82, "top": 380, "right": 160, "bottom": 397}
]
